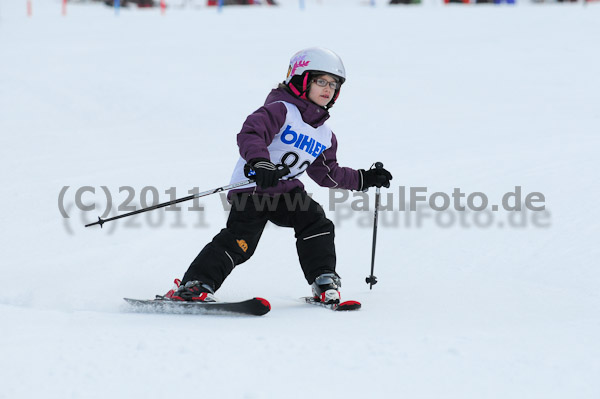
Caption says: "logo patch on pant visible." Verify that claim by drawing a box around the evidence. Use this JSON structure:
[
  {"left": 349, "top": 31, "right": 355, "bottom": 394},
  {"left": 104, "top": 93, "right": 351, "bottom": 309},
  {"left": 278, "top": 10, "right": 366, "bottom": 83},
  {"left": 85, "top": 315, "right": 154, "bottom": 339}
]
[{"left": 237, "top": 239, "right": 248, "bottom": 252}]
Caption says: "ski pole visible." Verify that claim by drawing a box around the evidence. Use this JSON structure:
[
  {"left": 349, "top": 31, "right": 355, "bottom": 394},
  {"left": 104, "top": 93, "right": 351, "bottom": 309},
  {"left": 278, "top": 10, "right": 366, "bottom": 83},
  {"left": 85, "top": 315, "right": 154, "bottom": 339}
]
[
  {"left": 85, "top": 179, "right": 251, "bottom": 228},
  {"left": 366, "top": 162, "right": 384, "bottom": 290},
  {"left": 85, "top": 165, "right": 289, "bottom": 228}
]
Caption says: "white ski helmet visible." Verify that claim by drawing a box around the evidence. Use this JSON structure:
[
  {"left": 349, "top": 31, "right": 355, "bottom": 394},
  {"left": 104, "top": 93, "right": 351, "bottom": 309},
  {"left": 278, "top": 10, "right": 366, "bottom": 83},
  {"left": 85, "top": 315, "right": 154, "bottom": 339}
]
[{"left": 284, "top": 47, "right": 346, "bottom": 108}]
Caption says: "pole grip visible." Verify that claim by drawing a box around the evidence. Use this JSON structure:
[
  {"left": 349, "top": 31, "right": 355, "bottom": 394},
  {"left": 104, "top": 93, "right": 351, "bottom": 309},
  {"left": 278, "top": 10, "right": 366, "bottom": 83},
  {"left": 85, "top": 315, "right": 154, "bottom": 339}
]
[{"left": 244, "top": 163, "right": 290, "bottom": 180}]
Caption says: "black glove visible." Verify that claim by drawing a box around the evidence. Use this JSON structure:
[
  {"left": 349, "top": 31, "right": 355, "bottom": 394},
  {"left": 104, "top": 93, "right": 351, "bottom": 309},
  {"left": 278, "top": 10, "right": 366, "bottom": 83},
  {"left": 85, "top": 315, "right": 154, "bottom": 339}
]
[
  {"left": 244, "top": 158, "right": 287, "bottom": 189},
  {"left": 359, "top": 166, "right": 393, "bottom": 190}
]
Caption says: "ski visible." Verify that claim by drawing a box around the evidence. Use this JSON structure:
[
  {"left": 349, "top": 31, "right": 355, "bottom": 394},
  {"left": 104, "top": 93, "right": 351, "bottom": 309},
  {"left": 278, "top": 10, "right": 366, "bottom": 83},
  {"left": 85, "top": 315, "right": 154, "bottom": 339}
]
[
  {"left": 302, "top": 297, "right": 361, "bottom": 311},
  {"left": 123, "top": 296, "right": 271, "bottom": 316}
]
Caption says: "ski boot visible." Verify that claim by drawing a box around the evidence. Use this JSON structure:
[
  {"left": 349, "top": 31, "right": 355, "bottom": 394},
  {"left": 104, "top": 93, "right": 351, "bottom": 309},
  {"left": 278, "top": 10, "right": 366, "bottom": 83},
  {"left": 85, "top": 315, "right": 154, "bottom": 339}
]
[
  {"left": 311, "top": 273, "right": 341, "bottom": 304},
  {"left": 169, "top": 279, "right": 217, "bottom": 302}
]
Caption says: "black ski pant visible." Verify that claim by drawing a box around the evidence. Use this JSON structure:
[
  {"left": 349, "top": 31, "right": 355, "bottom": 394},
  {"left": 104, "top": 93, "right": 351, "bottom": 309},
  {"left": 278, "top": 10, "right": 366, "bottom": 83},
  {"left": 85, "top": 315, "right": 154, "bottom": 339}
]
[{"left": 182, "top": 188, "right": 336, "bottom": 291}]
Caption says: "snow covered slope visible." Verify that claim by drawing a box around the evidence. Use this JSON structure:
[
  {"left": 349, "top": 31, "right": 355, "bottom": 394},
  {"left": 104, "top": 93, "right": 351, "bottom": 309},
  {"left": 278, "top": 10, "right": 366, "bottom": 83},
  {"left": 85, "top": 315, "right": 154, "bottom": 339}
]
[{"left": 1, "top": 1, "right": 599, "bottom": 398}]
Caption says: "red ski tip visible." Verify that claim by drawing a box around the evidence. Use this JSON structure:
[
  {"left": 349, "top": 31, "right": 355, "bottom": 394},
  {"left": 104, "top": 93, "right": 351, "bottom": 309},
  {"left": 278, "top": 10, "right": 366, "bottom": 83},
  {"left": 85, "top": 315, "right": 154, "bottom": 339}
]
[
  {"left": 255, "top": 297, "right": 271, "bottom": 310},
  {"left": 336, "top": 300, "right": 362, "bottom": 311}
]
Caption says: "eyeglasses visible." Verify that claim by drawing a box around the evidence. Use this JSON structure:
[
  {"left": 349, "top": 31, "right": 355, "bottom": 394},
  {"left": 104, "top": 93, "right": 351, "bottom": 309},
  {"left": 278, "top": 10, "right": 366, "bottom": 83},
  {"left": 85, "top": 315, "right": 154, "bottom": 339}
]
[{"left": 312, "top": 78, "right": 339, "bottom": 90}]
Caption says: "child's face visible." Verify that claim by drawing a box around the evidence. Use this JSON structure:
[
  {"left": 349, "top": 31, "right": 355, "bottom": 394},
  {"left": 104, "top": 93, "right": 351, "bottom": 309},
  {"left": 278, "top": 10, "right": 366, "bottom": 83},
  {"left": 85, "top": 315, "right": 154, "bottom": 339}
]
[{"left": 307, "top": 74, "right": 338, "bottom": 107}]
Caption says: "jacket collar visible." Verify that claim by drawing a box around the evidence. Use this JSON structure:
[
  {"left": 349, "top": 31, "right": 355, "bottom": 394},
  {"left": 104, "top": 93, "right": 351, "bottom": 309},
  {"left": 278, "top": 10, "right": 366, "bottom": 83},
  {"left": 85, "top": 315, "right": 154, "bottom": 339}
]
[{"left": 264, "top": 88, "right": 330, "bottom": 128}]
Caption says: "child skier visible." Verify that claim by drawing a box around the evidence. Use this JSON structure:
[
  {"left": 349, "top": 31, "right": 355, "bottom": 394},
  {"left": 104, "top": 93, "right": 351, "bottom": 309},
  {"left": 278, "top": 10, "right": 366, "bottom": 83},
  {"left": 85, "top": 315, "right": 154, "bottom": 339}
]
[{"left": 169, "top": 47, "right": 392, "bottom": 304}]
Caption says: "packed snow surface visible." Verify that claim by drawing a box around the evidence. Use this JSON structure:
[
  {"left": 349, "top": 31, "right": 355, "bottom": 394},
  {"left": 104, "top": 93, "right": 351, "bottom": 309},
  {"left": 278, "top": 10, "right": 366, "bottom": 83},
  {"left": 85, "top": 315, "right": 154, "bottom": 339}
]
[{"left": 1, "top": 0, "right": 599, "bottom": 398}]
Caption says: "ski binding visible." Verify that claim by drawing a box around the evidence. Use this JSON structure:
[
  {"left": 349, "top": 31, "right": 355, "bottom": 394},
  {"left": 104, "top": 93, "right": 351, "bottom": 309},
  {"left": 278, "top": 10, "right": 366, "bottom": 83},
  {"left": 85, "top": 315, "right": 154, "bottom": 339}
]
[{"left": 302, "top": 297, "right": 361, "bottom": 311}]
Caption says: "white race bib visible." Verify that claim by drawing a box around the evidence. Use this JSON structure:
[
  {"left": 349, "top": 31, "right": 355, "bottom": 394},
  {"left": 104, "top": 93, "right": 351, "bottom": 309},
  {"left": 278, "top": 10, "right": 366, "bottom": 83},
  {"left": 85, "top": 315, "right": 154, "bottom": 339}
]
[{"left": 231, "top": 101, "right": 333, "bottom": 186}]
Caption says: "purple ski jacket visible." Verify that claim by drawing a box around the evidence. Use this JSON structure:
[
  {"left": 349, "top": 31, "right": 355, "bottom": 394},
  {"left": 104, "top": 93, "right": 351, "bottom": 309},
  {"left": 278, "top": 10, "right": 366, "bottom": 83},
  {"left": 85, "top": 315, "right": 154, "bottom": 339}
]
[{"left": 229, "top": 87, "right": 360, "bottom": 198}]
